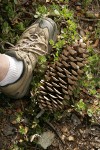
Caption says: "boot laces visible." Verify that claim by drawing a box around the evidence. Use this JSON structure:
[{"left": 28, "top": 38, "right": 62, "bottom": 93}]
[{"left": 3, "top": 31, "right": 48, "bottom": 56}]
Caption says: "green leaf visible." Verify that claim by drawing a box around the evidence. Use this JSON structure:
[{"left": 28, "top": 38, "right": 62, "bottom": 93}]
[
  {"left": 76, "top": 99, "right": 87, "bottom": 111},
  {"left": 16, "top": 22, "right": 25, "bottom": 31},
  {"left": 87, "top": 109, "right": 93, "bottom": 117},
  {"left": 2, "top": 22, "right": 11, "bottom": 34}
]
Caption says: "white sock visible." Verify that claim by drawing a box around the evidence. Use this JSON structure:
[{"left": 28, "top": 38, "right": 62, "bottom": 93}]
[{"left": 0, "top": 55, "right": 23, "bottom": 86}]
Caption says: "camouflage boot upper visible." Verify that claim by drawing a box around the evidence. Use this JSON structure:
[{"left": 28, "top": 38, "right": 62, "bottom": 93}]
[{"left": 0, "top": 18, "right": 57, "bottom": 99}]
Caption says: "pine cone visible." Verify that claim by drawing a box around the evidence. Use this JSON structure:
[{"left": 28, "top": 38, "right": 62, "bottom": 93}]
[{"left": 36, "top": 42, "right": 88, "bottom": 112}]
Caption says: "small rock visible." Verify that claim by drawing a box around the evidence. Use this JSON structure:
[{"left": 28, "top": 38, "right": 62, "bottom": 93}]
[
  {"left": 92, "top": 39, "right": 99, "bottom": 48},
  {"left": 83, "top": 129, "right": 89, "bottom": 138},
  {"left": 74, "top": 148, "right": 79, "bottom": 150},
  {"left": 94, "top": 99, "right": 99, "bottom": 105},
  {"left": 61, "top": 126, "right": 68, "bottom": 133},
  {"left": 46, "top": 0, "right": 50, "bottom": 2},
  {"left": 76, "top": 6, "right": 81, "bottom": 11},
  {"left": 95, "top": 13, "right": 99, "bottom": 18},
  {"left": 71, "top": 114, "right": 81, "bottom": 126},
  {"left": 68, "top": 135, "right": 75, "bottom": 141},
  {"left": 89, "top": 26, "right": 93, "bottom": 31},
  {"left": 38, "top": 131, "right": 55, "bottom": 149},
  {"left": 75, "top": 2, "right": 82, "bottom": 6},
  {"left": 59, "top": 143, "right": 64, "bottom": 150},
  {"left": 80, "top": 42, "right": 86, "bottom": 48},
  {"left": 3, "top": 124, "right": 16, "bottom": 136},
  {"left": 79, "top": 129, "right": 84, "bottom": 134},
  {"left": 80, "top": 30, "right": 85, "bottom": 37},
  {"left": 52, "top": 139, "right": 58, "bottom": 147},
  {"left": 79, "top": 39, "right": 83, "bottom": 43},
  {"left": 61, "top": 134, "right": 66, "bottom": 141}
]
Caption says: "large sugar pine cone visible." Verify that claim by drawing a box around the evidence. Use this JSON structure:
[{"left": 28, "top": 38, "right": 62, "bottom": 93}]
[{"left": 36, "top": 41, "right": 88, "bottom": 112}]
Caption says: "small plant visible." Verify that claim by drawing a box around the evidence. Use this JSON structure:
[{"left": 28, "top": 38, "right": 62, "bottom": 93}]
[
  {"left": 82, "top": 0, "right": 93, "bottom": 7},
  {"left": 31, "top": 55, "right": 47, "bottom": 92},
  {"left": 49, "top": 5, "right": 77, "bottom": 60},
  {"left": 34, "top": 5, "right": 48, "bottom": 18},
  {"left": 49, "top": 39, "right": 66, "bottom": 61},
  {"left": 16, "top": 112, "right": 23, "bottom": 123},
  {"left": 81, "top": 46, "right": 100, "bottom": 96},
  {"left": 19, "top": 125, "right": 28, "bottom": 135},
  {"left": 0, "top": 0, "right": 35, "bottom": 51},
  {"left": 75, "top": 99, "right": 87, "bottom": 115}
]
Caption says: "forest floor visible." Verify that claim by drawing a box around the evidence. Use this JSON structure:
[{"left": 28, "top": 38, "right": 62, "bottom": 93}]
[{"left": 0, "top": 0, "right": 100, "bottom": 150}]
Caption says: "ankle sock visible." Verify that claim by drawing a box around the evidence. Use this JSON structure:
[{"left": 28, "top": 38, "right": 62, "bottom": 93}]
[{"left": 0, "top": 55, "right": 23, "bottom": 86}]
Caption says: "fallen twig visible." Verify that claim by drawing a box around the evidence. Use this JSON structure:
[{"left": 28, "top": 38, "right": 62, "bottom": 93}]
[
  {"left": 45, "top": 120, "right": 65, "bottom": 146},
  {"left": 36, "top": 110, "right": 45, "bottom": 118},
  {"left": 77, "top": 17, "right": 100, "bottom": 22}
]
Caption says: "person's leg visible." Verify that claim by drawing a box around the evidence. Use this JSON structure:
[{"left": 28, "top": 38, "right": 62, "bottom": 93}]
[
  {"left": 0, "top": 54, "right": 9, "bottom": 82},
  {"left": 0, "top": 17, "right": 57, "bottom": 99},
  {"left": 0, "top": 54, "right": 23, "bottom": 86}
]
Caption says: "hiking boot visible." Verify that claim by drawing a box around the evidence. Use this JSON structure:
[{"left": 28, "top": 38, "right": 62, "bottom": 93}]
[{"left": 0, "top": 17, "right": 57, "bottom": 99}]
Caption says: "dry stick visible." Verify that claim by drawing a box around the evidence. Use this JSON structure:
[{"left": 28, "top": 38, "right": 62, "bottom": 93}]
[
  {"left": 35, "top": 110, "right": 65, "bottom": 146},
  {"left": 77, "top": 17, "right": 100, "bottom": 22},
  {"left": 45, "top": 120, "right": 65, "bottom": 146},
  {"left": 36, "top": 110, "right": 45, "bottom": 118}
]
